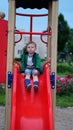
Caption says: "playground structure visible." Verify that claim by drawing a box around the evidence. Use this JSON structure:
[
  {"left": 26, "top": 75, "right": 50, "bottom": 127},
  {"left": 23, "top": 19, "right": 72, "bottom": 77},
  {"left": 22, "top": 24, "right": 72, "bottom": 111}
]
[{"left": 0, "top": 0, "right": 58, "bottom": 130}]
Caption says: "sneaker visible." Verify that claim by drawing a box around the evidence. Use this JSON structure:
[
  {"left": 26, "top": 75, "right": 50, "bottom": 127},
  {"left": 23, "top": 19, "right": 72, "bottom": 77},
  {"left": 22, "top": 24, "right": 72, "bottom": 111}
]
[
  {"left": 26, "top": 84, "right": 32, "bottom": 91},
  {"left": 34, "top": 85, "right": 38, "bottom": 92},
  {"left": 34, "top": 81, "right": 39, "bottom": 92},
  {"left": 25, "top": 79, "right": 31, "bottom": 91}
]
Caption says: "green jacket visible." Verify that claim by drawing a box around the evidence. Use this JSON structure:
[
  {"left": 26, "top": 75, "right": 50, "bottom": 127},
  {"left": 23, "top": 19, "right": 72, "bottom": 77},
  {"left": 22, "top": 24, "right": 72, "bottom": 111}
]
[{"left": 21, "top": 52, "right": 42, "bottom": 73}]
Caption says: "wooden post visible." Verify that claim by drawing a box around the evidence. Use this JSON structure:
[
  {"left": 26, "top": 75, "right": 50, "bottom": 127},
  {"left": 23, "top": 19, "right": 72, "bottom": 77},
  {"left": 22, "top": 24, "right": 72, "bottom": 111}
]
[
  {"left": 47, "top": 1, "right": 52, "bottom": 59},
  {"left": 48, "top": 0, "right": 58, "bottom": 128},
  {"left": 5, "top": 0, "right": 15, "bottom": 130}
]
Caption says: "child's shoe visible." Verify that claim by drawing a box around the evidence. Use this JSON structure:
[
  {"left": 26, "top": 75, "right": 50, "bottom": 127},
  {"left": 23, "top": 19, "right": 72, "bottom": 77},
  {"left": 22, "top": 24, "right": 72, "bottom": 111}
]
[
  {"left": 25, "top": 79, "right": 31, "bottom": 91},
  {"left": 26, "top": 84, "right": 32, "bottom": 91},
  {"left": 34, "top": 81, "right": 39, "bottom": 92}
]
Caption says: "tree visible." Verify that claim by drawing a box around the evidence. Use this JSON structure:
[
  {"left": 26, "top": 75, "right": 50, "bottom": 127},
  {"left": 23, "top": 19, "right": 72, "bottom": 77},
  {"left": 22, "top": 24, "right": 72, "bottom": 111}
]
[
  {"left": 58, "top": 13, "right": 70, "bottom": 52},
  {"left": 66, "top": 29, "right": 73, "bottom": 54}
]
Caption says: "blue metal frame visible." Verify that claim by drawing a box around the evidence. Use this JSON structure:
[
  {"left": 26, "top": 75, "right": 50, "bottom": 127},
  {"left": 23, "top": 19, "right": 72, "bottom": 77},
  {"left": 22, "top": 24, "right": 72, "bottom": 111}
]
[
  {"left": 8, "top": 71, "right": 13, "bottom": 88},
  {"left": 50, "top": 72, "right": 55, "bottom": 89}
]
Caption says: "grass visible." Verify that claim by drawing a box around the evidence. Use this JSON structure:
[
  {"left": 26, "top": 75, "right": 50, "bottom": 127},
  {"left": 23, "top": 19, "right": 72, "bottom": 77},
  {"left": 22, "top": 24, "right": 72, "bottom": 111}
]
[
  {"left": 0, "top": 92, "right": 5, "bottom": 106},
  {"left": 0, "top": 86, "right": 5, "bottom": 106},
  {"left": 56, "top": 93, "right": 73, "bottom": 107}
]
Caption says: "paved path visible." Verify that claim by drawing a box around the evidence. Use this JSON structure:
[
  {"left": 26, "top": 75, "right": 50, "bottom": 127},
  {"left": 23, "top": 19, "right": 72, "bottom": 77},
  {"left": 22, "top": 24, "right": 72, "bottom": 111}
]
[
  {"left": 0, "top": 107, "right": 5, "bottom": 130},
  {"left": 0, "top": 106, "right": 73, "bottom": 130},
  {"left": 55, "top": 107, "right": 73, "bottom": 130}
]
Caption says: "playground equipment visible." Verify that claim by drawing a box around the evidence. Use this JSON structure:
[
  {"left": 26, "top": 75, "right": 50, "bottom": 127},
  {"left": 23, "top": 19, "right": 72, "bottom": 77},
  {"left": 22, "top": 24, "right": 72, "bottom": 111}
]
[
  {"left": 5, "top": 0, "right": 58, "bottom": 130},
  {"left": 10, "top": 62, "right": 54, "bottom": 130}
]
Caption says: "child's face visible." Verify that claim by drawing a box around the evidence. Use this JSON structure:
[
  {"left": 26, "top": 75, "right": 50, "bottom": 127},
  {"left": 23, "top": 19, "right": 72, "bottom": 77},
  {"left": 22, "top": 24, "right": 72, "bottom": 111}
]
[{"left": 26, "top": 43, "right": 36, "bottom": 54}]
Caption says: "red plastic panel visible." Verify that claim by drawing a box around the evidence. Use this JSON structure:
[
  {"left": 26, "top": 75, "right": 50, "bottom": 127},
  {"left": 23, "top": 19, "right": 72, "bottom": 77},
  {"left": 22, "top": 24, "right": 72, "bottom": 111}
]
[{"left": 0, "top": 19, "right": 8, "bottom": 83}]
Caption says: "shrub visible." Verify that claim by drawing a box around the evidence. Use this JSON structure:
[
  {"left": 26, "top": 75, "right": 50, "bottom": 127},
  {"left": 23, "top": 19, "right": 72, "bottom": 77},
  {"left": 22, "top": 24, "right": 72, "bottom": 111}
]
[
  {"left": 57, "top": 63, "right": 73, "bottom": 75},
  {"left": 56, "top": 75, "right": 73, "bottom": 96}
]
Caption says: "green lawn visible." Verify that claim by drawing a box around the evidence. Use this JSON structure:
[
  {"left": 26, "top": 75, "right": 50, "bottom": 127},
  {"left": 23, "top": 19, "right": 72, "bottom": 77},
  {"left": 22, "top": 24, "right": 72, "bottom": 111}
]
[
  {"left": 56, "top": 93, "right": 73, "bottom": 107},
  {"left": 0, "top": 93, "right": 5, "bottom": 106},
  {"left": 0, "top": 88, "right": 5, "bottom": 106}
]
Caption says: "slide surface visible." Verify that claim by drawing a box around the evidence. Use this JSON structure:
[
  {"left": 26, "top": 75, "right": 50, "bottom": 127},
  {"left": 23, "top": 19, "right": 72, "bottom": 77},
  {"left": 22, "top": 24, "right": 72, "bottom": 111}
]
[{"left": 10, "top": 64, "right": 54, "bottom": 130}]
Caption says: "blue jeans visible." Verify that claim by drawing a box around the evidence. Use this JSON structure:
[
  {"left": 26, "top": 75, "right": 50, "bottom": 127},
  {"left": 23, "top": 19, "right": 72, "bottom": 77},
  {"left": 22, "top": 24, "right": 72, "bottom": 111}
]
[{"left": 24, "top": 68, "right": 39, "bottom": 75}]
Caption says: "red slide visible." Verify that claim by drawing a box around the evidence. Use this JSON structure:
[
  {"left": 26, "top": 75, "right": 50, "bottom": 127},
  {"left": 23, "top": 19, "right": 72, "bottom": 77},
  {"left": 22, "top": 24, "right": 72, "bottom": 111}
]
[{"left": 10, "top": 64, "right": 54, "bottom": 130}]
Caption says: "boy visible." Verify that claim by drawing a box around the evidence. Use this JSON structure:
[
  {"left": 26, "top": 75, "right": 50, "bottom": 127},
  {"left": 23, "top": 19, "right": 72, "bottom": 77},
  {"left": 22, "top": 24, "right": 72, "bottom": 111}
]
[{"left": 21, "top": 41, "right": 42, "bottom": 92}]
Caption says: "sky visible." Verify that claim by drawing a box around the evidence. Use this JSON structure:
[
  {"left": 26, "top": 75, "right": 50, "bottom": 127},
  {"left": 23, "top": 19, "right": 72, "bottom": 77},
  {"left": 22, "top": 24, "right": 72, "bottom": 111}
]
[{"left": 0, "top": 0, "right": 73, "bottom": 31}]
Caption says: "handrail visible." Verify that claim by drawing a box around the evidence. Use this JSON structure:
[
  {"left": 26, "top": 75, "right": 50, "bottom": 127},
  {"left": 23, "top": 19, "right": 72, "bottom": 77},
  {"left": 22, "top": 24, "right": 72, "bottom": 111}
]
[
  {"left": 40, "top": 27, "right": 52, "bottom": 44},
  {"left": 14, "top": 60, "right": 21, "bottom": 70},
  {"left": 15, "top": 30, "right": 22, "bottom": 43},
  {"left": 14, "top": 31, "right": 51, "bottom": 35},
  {"left": 16, "top": 12, "right": 48, "bottom": 17},
  {"left": 43, "top": 60, "right": 51, "bottom": 71},
  {"left": 16, "top": 12, "right": 49, "bottom": 41}
]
